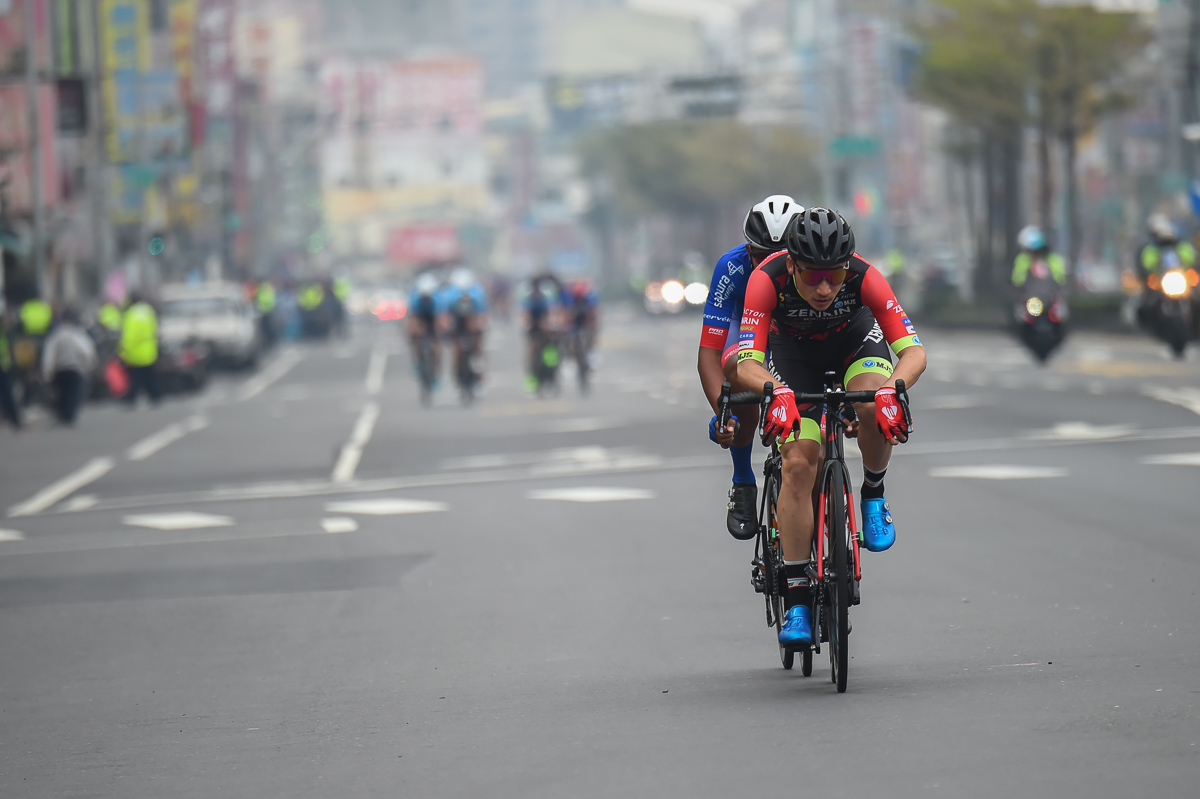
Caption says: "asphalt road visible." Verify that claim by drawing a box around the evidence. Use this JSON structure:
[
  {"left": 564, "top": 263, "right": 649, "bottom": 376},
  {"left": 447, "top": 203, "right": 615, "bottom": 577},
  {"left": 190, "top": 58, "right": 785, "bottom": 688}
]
[{"left": 2, "top": 307, "right": 1199, "bottom": 798}]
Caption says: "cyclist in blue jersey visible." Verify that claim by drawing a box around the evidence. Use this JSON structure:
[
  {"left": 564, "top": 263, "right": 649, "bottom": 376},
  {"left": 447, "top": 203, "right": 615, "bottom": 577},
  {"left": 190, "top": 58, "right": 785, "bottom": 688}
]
[
  {"left": 408, "top": 272, "right": 445, "bottom": 387},
  {"left": 442, "top": 269, "right": 489, "bottom": 392},
  {"left": 698, "top": 195, "right": 804, "bottom": 539}
]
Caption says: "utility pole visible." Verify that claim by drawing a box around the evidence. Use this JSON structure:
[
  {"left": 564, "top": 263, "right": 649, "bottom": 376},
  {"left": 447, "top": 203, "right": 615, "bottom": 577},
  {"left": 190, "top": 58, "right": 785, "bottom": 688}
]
[
  {"left": 87, "top": 0, "right": 112, "bottom": 292},
  {"left": 1185, "top": 0, "right": 1200, "bottom": 179},
  {"left": 23, "top": 0, "right": 45, "bottom": 297}
]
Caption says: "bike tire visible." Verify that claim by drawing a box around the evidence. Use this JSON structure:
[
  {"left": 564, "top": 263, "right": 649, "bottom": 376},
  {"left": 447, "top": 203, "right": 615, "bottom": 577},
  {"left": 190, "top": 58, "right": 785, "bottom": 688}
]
[
  {"left": 827, "top": 466, "right": 851, "bottom": 693},
  {"left": 761, "top": 465, "right": 784, "bottom": 635},
  {"left": 801, "top": 648, "right": 813, "bottom": 677}
]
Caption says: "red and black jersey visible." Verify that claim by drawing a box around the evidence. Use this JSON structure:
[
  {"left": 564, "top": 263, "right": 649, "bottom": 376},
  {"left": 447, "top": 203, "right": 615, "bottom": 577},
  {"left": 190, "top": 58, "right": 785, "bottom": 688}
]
[{"left": 737, "top": 252, "right": 922, "bottom": 365}]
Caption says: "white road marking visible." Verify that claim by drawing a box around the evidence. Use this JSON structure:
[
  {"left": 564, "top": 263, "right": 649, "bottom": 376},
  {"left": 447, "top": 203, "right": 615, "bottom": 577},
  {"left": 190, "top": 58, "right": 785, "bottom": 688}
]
[
  {"left": 1143, "top": 386, "right": 1200, "bottom": 418},
  {"left": 126, "top": 414, "right": 209, "bottom": 461},
  {"left": 0, "top": 529, "right": 25, "bottom": 542},
  {"left": 544, "top": 417, "right": 619, "bottom": 433},
  {"left": 7, "top": 457, "right": 116, "bottom": 517},
  {"left": 321, "top": 516, "right": 360, "bottom": 534},
  {"left": 331, "top": 401, "right": 380, "bottom": 483},
  {"left": 1142, "top": 452, "right": 1200, "bottom": 466},
  {"left": 60, "top": 494, "right": 98, "bottom": 512},
  {"left": 236, "top": 349, "right": 303, "bottom": 402},
  {"left": 529, "top": 487, "right": 656, "bottom": 503},
  {"left": 928, "top": 465, "right": 1068, "bottom": 480},
  {"left": 1028, "top": 422, "right": 1135, "bottom": 441},
  {"left": 49, "top": 426, "right": 1200, "bottom": 515},
  {"left": 365, "top": 349, "right": 388, "bottom": 395},
  {"left": 123, "top": 512, "right": 235, "bottom": 530},
  {"left": 324, "top": 498, "right": 447, "bottom": 515}
]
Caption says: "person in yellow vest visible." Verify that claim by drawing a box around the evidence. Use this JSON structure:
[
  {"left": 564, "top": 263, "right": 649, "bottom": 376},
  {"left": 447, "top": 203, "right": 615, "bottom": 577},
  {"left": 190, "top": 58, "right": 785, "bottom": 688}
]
[
  {"left": 98, "top": 302, "right": 123, "bottom": 334},
  {"left": 298, "top": 282, "right": 327, "bottom": 338},
  {"left": 1012, "top": 226, "right": 1067, "bottom": 289},
  {"left": 256, "top": 281, "right": 277, "bottom": 349},
  {"left": 120, "top": 292, "right": 162, "bottom": 406},
  {"left": 15, "top": 297, "right": 53, "bottom": 406}
]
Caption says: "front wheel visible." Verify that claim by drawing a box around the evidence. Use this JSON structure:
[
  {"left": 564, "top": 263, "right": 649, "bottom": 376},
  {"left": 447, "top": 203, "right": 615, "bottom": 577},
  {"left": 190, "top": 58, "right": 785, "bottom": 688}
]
[{"left": 826, "top": 466, "right": 851, "bottom": 693}]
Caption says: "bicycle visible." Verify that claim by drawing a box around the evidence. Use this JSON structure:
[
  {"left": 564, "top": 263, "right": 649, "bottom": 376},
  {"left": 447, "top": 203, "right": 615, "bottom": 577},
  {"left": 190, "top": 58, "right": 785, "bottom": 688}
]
[{"left": 719, "top": 375, "right": 912, "bottom": 693}]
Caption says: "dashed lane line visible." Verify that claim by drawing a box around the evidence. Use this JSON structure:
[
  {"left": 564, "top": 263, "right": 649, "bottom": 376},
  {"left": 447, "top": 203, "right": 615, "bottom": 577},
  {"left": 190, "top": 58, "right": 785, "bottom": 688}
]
[
  {"left": 365, "top": 349, "right": 388, "bottom": 395},
  {"left": 6, "top": 457, "right": 116, "bottom": 518},
  {"left": 30, "top": 425, "right": 1200, "bottom": 516},
  {"left": 1142, "top": 386, "right": 1200, "bottom": 418},
  {"left": 126, "top": 414, "right": 210, "bottom": 461},
  {"left": 0, "top": 529, "right": 24, "bottom": 542},
  {"left": 929, "top": 465, "right": 1069, "bottom": 480},
  {"left": 331, "top": 401, "right": 381, "bottom": 484},
  {"left": 234, "top": 348, "right": 304, "bottom": 402}
]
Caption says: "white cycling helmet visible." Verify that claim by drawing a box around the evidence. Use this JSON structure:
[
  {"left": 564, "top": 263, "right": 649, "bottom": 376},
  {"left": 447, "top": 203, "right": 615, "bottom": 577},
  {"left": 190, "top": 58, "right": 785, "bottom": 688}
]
[
  {"left": 744, "top": 195, "right": 804, "bottom": 250},
  {"left": 450, "top": 268, "right": 475, "bottom": 290},
  {"left": 1148, "top": 213, "right": 1178, "bottom": 243},
  {"left": 1017, "top": 225, "right": 1046, "bottom": 251},
  {"left": 415, "top": 273, "right": 439, "bottom": 296}
]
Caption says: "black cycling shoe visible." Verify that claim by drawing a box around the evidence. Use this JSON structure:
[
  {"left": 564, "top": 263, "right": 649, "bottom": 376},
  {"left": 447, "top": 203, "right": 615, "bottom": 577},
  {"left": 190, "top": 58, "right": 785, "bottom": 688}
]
[{"left": 726, "top": 483, "right": 758, "bottom": 540}]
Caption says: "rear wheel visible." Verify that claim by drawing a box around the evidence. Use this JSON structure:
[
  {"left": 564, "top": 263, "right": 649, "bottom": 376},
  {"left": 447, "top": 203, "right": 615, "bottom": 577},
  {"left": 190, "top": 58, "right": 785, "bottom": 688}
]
[
  {"left": 801, "top": 649, "right": 813, "bottom": 677},
  {"left": 827, "top": 466, "right": 851, "bottom": 693}
]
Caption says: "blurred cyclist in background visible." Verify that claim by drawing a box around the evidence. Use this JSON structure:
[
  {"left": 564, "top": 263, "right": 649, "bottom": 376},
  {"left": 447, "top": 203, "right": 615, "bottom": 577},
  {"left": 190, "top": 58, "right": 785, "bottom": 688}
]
[
  {"left": 442, "top": 268, "right": 489, "bottom": 396},
  {"left": 566, "top": 279, "right": 599, "bottom": 391},
  {"left": 698, "top": 194, "right": 803, "bottom": 540},
  {"left": 521, "top": 273, "right": 565, "bottom": 393},
  {"left": 407, "top": 273, "right": 444, "bottom": 391}
]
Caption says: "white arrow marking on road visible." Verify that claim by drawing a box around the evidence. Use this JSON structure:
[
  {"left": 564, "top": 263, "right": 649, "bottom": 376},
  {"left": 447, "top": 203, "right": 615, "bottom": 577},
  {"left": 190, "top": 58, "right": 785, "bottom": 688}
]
[
  {"left": 126, "top": 414, "right": 210, "bottom": 461},
  {"left": 324, "top": 498, "right": 447, "bottom": 515},
  {"left": 1142, "top": 452, "right": 1200, "bottom": 466},
  {"left": 236, "top": 348, "right": 303, "bottom": 402},
  {"left": 529, "top": 487, "right": 656, "bottom": 503},
  {"left": 320, "top": 517, "right": 359, "bottom": 534},
  {"left": 928, "top": 466, "right": 1068, "bottom": 480},
  {"left": 365, "top": 349, "right": 388, "bottom": 395},
  {"left": 0, "top": 529, "right": 25, "bottom": 542},
  {"left": 7, "top": 457, "right": 116, "bottom": 517},
  {"left": 331, "top": 401, "right": 381, "bottom": 484},
  {"left": 122, "top": 512, "right": 235, "bottom": 530}
]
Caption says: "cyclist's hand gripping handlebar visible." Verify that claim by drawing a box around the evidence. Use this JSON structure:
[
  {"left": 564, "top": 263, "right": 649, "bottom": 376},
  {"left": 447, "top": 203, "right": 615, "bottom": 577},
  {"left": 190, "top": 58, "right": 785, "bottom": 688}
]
[{"left": 709, "top": 381, "right": 738, "bottom": 448}]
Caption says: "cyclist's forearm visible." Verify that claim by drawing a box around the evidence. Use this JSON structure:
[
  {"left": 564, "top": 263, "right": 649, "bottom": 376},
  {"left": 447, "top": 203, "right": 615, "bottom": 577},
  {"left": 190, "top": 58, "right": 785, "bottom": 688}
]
[
  {"left": 697, "top": 346, "right": 726, "bottom": 413},
  {"left": 737, "top": 357, "right": 776, "bottom": 396},
  {"left": 886, "top": 346, "right": 927, "bottom": 391}
]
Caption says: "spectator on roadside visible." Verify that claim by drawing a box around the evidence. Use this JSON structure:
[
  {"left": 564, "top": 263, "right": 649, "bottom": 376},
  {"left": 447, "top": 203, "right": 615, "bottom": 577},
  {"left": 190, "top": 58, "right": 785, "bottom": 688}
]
[
  {"left": 120, "top": 292, "right": 162, "bottom": 407},
  {"left": 41, "top": 308, "right": 98, "bottom": 425}
]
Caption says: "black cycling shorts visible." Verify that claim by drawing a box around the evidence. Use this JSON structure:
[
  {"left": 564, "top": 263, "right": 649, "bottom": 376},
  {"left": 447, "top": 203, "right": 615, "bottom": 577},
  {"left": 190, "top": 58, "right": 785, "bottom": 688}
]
[{"left": 767, "top": 310, "right": 893, "bottom": 443}]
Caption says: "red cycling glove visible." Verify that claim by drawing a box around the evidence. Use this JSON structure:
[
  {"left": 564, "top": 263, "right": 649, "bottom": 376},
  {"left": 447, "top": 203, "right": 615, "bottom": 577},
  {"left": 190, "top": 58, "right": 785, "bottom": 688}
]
[
  {"left": 764, "top": 387, "right": 801, "bottom": 440},
  {"left": 875, "top": 387, "right": 908, "bottom": 442}
]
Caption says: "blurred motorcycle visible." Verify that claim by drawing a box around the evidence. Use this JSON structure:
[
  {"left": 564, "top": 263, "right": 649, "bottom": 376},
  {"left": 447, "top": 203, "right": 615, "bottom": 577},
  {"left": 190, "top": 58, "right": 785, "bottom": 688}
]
[
  {"left": 1013, "top": 266, "right": 1067, "bottom": 363},
  {"left": 1138, "top": 251, "right": 1198, "bottom": 358}
]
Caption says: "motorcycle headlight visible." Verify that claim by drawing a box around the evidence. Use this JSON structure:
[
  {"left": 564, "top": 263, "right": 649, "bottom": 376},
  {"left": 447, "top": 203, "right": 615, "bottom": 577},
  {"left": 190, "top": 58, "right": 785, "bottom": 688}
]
[
  {"left": 1162, "top": 270, "right": 1189, "bottom": 298},
  {"left": 1025, "top": 297, "right": 1044, "bottom": 317}
]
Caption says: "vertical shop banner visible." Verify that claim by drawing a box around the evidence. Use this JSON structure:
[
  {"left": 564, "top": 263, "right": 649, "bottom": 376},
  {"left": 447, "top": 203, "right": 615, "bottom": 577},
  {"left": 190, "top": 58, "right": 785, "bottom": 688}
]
[
  {"left": 99, "top": 0, "right": 149, "bottom": 162},
  {"left": 168, "top": 0, "right": 196, "bottom": 102},
  {"left": 0, "top": 0, "right": 52, "bottom": 75},
  {"left": 0, "top": 84, "right": 59, "bottom": 211},
  {"left": 195, "top": 0, "right": 234, "bottom": 126}
]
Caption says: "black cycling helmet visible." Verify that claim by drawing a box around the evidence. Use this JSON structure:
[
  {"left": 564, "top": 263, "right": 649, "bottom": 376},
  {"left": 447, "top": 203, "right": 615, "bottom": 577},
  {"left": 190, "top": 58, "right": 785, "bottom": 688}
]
[{"left": 786, "top": 207, "right": 856, "bottom": 266}]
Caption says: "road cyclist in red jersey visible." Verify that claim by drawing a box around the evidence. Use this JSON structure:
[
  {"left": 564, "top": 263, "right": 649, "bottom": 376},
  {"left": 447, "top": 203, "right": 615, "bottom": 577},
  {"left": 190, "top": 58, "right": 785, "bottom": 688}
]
[{"left": 736, "top": 207, "right": 927, "bottom": 649}]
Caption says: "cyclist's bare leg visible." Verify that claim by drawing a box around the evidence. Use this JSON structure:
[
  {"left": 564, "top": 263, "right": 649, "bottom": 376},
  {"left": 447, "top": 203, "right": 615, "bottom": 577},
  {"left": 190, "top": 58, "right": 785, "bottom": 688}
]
[
  {"left": 847, "top": 372, "right": 890, "bottom": 473},
  {"left": 778, "top": 438, "right": 822, "bottom": 562}
]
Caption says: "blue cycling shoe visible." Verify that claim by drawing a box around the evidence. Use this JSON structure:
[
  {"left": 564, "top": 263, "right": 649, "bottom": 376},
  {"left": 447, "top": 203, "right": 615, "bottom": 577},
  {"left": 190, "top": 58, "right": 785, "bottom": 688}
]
[
  {"left": 778, "top": 605, "right": 813, "bottom": 649},
  {"left": 861, "top": 497, "right": 896, "bottom": 552}
]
